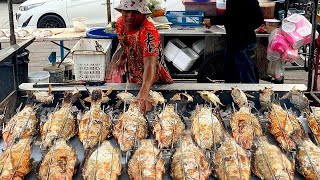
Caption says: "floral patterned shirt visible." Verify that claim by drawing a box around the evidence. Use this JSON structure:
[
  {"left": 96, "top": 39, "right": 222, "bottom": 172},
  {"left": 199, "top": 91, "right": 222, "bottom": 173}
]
[{"left": 116, "top": 16, "right": 173, "bottom": 84}]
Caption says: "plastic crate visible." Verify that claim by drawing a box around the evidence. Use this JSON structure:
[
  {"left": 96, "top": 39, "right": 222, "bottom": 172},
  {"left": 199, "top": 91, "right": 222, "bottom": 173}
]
[
  {"left": 71, "top": 39, "right": 112, "bottom": 81},
  {"left": 165, "top": 11, "right": 204, "bottom": 26}
]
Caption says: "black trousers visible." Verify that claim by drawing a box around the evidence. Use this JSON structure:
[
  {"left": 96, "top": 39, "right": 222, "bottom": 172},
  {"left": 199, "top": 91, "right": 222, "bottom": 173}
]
[{"left": 224, "top": 43, "right": 259, "bottom": 83}]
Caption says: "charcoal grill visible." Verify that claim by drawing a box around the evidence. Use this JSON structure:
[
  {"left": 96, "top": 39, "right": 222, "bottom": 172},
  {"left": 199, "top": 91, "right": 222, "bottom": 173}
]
[{"left": 0, "top": 82, "right": 315, "bottom": 179}]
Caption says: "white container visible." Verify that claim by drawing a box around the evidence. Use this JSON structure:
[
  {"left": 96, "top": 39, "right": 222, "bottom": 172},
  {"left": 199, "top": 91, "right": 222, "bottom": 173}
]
[
  {"left": 72, "top": 39, "right": 112, "bottom": 81},
  {"left": 28, "top": 71, "right": 50, "bottom": 83},
  {"left": 72, "top": 17, "right": 87, "bottom": 32},
  {"left": 192, "top": 39, "right": 205, "bottom": 55},
  {"left": 173, "top": 48, "right": 199, "bottom": 71},
  {"left": 164, "top": 38, "right": 187, "bottom": 62}
]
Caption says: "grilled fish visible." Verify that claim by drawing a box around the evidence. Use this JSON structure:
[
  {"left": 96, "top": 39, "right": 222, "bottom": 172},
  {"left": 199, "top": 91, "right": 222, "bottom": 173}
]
[
  {"left": 171, "top": 92, "right": 194, "bottom": 102},
  {"left": 230, "top": 106, "right": 263, "bottom": 150},
  {"left": 2, "top": 104, "right": 37, "bottom": 149},
  {"left": 40, "top": 90, "right": 79, "bottom": 149},
  {"left": 307, "top": 107, "right": 320, "bottom": 144},
  {"left": 253, "top": 137, "right": 295, "bottom": 180},
  {"left": 269, "top": 103, "right": 304, "bottom": 151},
  {"left": 84, "top": 87, "right": 113, "bottom": 104},
  {"left": 31, "top": 84, "right": 54, "bottom": 104},
  {"left": 171, "top": 132, "right": 211, "bottom": 180},
  {"left": 82, "top": 141, "right": 122, "bottom": 180},
  {"left": 281, "top": 87, "right": 309, "bottom": 112},
  {"left": 128, "top": 139, "right": 165, "bottom": 180},
  {"left": 259, "top": 87, "right": 274, "bottom": 110},
  {"left": 39, "top": 139, "right": 77, "bottom": 180},
  {"left": 213, "top": 135, "right": 250, "bottom": 180},
  {"left": 198, "top": 90, "right": 224, "bottom": 107},
  {"left": 296, "top": 138, "right": 320, "bottom": 180},
  {"left": 113, "top": 102, "right": 148, "bottom": 152},
  {"left": 149, "top": 90, "right": 165, "bottom": 105},
  {"left": 79, "top": 89, "right": 112, "bottom": 150},
  {"left": 231, "top": 87, "right": 250, "bottom": 108},
  {"left": 191, "top": 105, "right": 224, "bottom": 150},
  {"left": 0, "top": 138, "right": 32, "bottom": 179},
  {"left": 153, "top": 104, "right": 185, "bottom": 149}
]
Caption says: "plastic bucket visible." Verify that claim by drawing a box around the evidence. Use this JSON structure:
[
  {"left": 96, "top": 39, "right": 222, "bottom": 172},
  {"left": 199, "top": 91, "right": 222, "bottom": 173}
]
[
  {"left": 216, "top": 0, "right": 226, "bottom": 16},
  {"left": 28, "top": 71, "right": 50, "bottom": 83}
]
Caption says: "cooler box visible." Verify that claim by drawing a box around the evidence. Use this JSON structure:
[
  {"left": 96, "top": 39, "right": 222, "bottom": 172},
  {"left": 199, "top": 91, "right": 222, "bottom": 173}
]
[{"left": 192, "top": 39, "right": 205, "bottom": 55}]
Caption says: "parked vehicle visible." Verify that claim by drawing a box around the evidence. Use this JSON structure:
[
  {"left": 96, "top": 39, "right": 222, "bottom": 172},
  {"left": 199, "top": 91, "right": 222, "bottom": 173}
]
[{"left": 16, "top": 0, "right": 185, "bottom": 28}]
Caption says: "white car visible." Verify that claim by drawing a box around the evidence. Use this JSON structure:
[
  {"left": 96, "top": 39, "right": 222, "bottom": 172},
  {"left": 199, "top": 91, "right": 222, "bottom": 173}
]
[{"left": 16, "top": 0, "right": 185, "bottom": 28}]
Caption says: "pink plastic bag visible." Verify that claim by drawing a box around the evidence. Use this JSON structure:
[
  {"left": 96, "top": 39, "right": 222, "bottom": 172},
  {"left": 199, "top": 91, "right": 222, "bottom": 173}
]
[{"left": 106, "top": 69, "right": 122, "bottom": 83}]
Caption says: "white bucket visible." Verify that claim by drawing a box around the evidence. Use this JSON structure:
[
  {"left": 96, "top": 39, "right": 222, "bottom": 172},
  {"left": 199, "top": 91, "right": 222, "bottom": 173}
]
[{"left": 28, "top": 71, "right": 50, "bottom": 83}]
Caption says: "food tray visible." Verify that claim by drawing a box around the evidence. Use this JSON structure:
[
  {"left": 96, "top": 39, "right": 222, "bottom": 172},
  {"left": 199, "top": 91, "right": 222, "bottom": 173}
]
[{"left": 2, "top": 89, "right": 312, "bottom": 179}]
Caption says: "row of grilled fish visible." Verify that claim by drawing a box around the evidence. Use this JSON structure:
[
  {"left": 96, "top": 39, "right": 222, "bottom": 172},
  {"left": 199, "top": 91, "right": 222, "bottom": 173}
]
[{"left": 0, "top": 86, "right": 319, "bottom": 179}]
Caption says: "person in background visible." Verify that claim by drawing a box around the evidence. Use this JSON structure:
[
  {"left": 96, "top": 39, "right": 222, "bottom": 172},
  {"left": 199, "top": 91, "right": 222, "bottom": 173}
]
[
  {"left": 113, "top": 0, "right": 173, "bottom": 112},
  {"left": 204, "top": 0, "right": 264, "bottom": 83}
]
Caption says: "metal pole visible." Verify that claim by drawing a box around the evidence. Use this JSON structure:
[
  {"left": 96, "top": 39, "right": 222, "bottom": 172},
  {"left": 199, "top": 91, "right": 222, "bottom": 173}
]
[
  {"left": 8, "top": 0, "right": 18, "bottom": 90},
  {"left": 309, "top": 0, "right": 319, "bottom": 91},
  {"left": 8, "top": 0, "right": 16, "bottom": 45},
  {"left": 107, "top": 0, "right": 111, "bottom": 23}
]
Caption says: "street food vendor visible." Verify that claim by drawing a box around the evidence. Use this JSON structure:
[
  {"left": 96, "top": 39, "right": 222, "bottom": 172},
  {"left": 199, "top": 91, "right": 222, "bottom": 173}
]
[
  {"left": 113, "top": 0, "right": 173, "bottom": 112},
  {"left": 204, "top": 0, "right": 264, "bottom": 83}
]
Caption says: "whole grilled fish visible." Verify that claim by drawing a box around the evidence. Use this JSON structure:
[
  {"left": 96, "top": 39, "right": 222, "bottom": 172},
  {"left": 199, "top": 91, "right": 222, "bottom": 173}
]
[
  {"left": 39, "top": 139, "right": 77, "bottom": 180},
  {"left": 153, "top": 104, "right": 185, "bottom": 149},
  {"left": 213, "top": 135, "right": 250, "bottom": 180},
  {"left": 268, "top": 103, "right": 304, "bottom": 151},
  {"left": 128, "top": 139, "right": 165, "bottom": 180},
  {"left": 296, "top": 138, "right": 320, "bottom": 180},
  {"left": 79, "top": 89, "right": 112, "bottom": 149},
  {"left": 40, "top": 90, "right": 79, "bottom": 149},
  {"left": 0, "top": 138, "right": 32, "bottom": 179},
  {"left": 281, "top": 87, "right": 310, "bottom": 112},
  {"left": 259, "top": 87, "right": 274, "bottom": 111},
  {"left": 113, "top": 103, "right": 148, "bottom": 152},
  {"left": 198, "top": 90, "right": 224, "bottom": 107},
  {"left": 307, "top": 107, "right": 320, "bottom": 145},
  {"left": 253, "top": 137, "right": 295, "bottom": 180},
  {"left": 2, "top": 104, "right": 37, "bottom": 149},
  {"left": 171, "top": 132, "right": 211, "bottom": 180},
  {"left": 231, "top": 87, "right": 250, "bottom": 108},
  {"left": 230, "top": 106, "right": 263, "bottom": 150},
  {"left": 82, "top": 141, "right": 122, "bottom": 180},
  {"left": 191, "top": 105, "right": 223, "bottom": 150}
]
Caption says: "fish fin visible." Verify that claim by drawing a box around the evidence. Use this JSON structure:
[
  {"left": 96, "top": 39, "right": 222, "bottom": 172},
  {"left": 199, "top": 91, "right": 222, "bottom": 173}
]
[{"left": 105, "top": 86, "right": 113, "bottom": 96}]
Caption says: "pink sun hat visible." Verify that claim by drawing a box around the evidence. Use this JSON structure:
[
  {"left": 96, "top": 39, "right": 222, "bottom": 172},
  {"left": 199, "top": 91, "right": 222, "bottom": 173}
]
[{"left": 115, "top": 0, "right": 152, "bottom": 14}]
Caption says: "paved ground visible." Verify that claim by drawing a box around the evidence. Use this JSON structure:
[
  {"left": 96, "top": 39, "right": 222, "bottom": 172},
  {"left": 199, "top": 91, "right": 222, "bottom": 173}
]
[{"left": 0, "top": 2, "right": 315, "bottom": 88}]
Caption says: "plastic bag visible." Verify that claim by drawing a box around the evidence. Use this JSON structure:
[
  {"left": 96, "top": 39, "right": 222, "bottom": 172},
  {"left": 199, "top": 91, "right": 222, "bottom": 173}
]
[{"left": 267, "top": 58, "right": 284, "bottom": 82}]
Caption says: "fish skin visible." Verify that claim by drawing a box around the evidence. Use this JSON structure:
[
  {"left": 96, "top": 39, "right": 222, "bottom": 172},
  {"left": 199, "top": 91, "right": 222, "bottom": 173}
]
[
  {"left": 253, "top": 137, "right": 295, "bottom": 180},
  {"left": 307, "top": 107, "right": 320, "bottom": 145},
  {"left": 112, "top": 103, "right": 148, "bottom": 152},
  {"left": 171, "top": 132, "right": 211, "bottom": 180},
  {"left": 214, "top": 135, "right": 250, "bottom": 180},
  {"left": 230, "top": 106, "right": 263, "bottom": 150},
  {"left": 259, "top": 87, "right": 274, "bottom": 111},
  {"left": 296, "top": 139, "right": 320, "bottom": 180},
  {"left": 153, "top": 104, "right": 185, "bottom": 149},
  {"left": 191, "top": 105, "right": 223, "bottom": 150},
  {"left": 0, "top": 138, "right": 32, "bottom": 180},
  {"left": 231, "top": 87, "right": 249, "bottom": 108},
  {"left": 128, "top": 139, "right": 165, "bottom": 180},
  {"left": 39, "top": 139, "right": 77, "bottom": 180},
  {"left": 78, "top": 89, "right": 112, "bottom": 150},
  {"left": 82, "top": 141, "right": 122, "bottom": 180},
  {"left": 2, "top": 104, "right": 37, "bottom": 149},
  {"left": 268, "top": 103, "right": 303, "bottom": 151}
]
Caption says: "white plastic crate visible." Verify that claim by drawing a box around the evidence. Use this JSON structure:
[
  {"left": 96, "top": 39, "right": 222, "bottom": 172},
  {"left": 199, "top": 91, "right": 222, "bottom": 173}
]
[
  {"left": 72, "top": 38, "right": 112, "bottom": 81},
  {"left": 192, "top": 39, "right": 205, "bottom": 55},
  {"left": 173, "top": 48, "right": 199, "bottom": 71},
  {"left": 164, "top": 38, "right": 187, "bottom": 62}
]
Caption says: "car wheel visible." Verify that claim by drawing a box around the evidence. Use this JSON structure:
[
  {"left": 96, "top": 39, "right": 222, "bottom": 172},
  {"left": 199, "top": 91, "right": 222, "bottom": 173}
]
[
  {"left": 38, "top": 14, "right": 66, "bottom": 28},
  {"left": 12, "top": 0, "right": 25, "bottom": 4}
]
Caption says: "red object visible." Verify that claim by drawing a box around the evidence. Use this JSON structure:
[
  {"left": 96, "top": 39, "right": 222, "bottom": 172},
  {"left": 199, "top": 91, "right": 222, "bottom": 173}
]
[
  {"left": 116, "top": 16, "right": 173, "bottom": 84},
  {"left": 314, "top": 36, "right": 320, "bottom": 91},
  {"left": 216, "top": 8, "right": 226, "bottom": 16},
  {"left": 106, "top": 70, "right": 122, "bottom": 83}
]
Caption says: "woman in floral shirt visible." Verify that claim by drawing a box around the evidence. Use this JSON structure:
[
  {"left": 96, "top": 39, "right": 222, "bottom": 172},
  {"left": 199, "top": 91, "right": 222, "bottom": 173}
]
[{"left": 114, "top": 0, "right": 173, "bottom": 112}]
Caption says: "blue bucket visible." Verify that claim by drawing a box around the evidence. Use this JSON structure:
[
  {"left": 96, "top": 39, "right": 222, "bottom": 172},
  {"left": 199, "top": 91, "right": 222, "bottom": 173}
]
[{"left": 86, "top": 28, "right": 119, "bottom": 56}]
